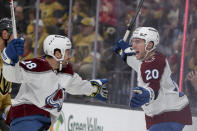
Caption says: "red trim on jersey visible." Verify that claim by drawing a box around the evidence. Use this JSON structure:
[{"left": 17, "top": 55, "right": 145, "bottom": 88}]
[
  {"left": 145, "top": 104, "right": 192, "bottom": 129},
  {"left": 19, "top": 58, "right": 74, "bottom": 75},
  {"left": 61, "top": 63, "right": 74, "bottom": 75},
  {"left": 6, "top": 104, "right": 50, "bottom": 124},
  {"left": 141, "top": 52, "right": 166, "bottom": 92},
  {"left": 20, "top": 57, "right": 52, "bottom": 72}
]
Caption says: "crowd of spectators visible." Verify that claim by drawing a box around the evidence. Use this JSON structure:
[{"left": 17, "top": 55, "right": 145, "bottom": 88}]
[{"left": 0, "top": 0, "right": 197, "bottom": 114}]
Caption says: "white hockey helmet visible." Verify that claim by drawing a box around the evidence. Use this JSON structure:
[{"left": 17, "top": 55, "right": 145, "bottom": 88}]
[
  {"left": 131, "top": 27, "right": 160, "bottom": 51},
  {"left": 43, "top": 35, "right": 72, "bottom": 61}
]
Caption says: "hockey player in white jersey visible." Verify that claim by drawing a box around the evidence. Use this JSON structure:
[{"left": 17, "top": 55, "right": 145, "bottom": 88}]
[
  {"left": 114, "top": 27, "right": 192, "bottom": 131},
  {"left": 1, "top": 35, "right": 108, "bottom": 131}
]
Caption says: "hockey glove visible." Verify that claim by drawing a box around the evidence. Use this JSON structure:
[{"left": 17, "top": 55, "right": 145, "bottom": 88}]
[
  {"left": 90, "top": 79, "right": 108, "bottom": 102},
  {"left": 130, "top": 86, "right": 155, "bottom": 108},
  {"left": 2, "top": 38, "right": 24, "bottom": 66},
  {"left": 114, "top": 39, "right": 136, "bottom": 61}
]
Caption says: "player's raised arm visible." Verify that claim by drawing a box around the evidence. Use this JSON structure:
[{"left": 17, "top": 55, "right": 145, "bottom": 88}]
[
  {"left": 114, "top": 38, "right": 141, "bottom": 71},
  {"left": 2, "top": 37, "right": 24, "bottom": 83},
  {"left": 65, "top": 72, "right": 108, "bottom": 102}
]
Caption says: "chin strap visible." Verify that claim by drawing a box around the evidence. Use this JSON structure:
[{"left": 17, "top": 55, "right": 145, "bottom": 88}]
[
  {"left": 141, "top": 42, "right": 155, "bottom": 61},
  {"left": 141, "top": 51, "right": 149, "bottom": 62},
  {"left": 52, "top": 56, "right": 63, "bottom": 71},
  {"left": 59, "top": 61, "right": 63, "bottom": 71},
  {"left": 4, "top": 40, "right": 8, "bottom": 47}
]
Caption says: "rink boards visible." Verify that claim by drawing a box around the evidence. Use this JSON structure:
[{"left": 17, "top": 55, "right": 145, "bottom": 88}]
[{"left": 50, "top": 103, "right": 197, "bottom": 131}]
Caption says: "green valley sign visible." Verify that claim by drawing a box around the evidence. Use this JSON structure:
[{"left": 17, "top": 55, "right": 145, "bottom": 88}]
[{"left": 68, "top": 115, "right": 104, "bottom": 131}]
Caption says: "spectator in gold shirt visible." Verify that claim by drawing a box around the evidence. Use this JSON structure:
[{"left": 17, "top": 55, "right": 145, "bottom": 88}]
[
  {"left": 40, "top": 0, "right": 64, "bottom": 28},
  {"left": 28, "top": 19, "right": 48, "bottom": 57},
  {"left": 71, "top": 17, "right": 103, "bottom": 78}
]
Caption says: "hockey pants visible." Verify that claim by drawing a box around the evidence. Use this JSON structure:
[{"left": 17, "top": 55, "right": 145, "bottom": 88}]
[
  {"left": 10, "top": 115, "right": 51, "bottom": 131},
  {"left": 149, "top": 122, "right": 184, "bottom": 131}
]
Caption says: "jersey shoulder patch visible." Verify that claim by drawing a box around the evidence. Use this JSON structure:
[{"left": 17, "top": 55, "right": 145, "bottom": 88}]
[
  {"left": 19, "top": 58, "right": 52, "bottom": 72},
  {"left": 61, "top": 63, "right": 74, "bottom": 75}
]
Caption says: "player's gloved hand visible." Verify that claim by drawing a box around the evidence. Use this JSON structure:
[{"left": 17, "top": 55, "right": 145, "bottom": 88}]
[
  {"left": 114, "top": 39, "right": 136, "bottom": 61},
  {"left": 90, "top": 79, "right": 108, "bottom": 102},
  {"left": 130, "top": 86, "right": 154, "bottom": 108},
  {"left": 2, "top": 38, "right": 24, "bottom": 66}
]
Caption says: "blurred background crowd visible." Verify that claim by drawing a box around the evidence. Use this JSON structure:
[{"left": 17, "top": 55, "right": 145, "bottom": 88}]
[{"left": 0, "top": 0, "right": 197, "bottom": 116}]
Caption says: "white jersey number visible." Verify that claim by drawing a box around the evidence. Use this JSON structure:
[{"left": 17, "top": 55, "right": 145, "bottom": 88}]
[
  {"left": 21, "top": 61, "right": 37, "bottom": 69},
  {"left": 145, "top": 69, "right": 159, "bottom": 80}
]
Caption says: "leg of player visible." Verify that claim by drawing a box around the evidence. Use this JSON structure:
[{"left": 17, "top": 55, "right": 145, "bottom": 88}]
[
  {"left": 149, "top": 122, "right": 184, "bottom": 131},
  {"left": 10, "top": 115, "right": 51, "bottom": 131}
]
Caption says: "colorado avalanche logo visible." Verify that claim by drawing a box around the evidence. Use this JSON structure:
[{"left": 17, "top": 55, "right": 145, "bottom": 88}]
[{"left": 44, "top": 84, "right": 65, "bottom": 112}]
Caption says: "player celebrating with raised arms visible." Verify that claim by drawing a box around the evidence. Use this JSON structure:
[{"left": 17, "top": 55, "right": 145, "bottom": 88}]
[
  {"left": 1, "top": 35, "right": 108, "bottom": 131},
  {"left": 114, "top": 27, "right": 192, "bottom": 131}
]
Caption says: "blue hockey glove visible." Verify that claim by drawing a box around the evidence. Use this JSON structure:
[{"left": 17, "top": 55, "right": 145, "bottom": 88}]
[
  {"left": 130, "top": 86, "right": 154, "bottom": 108},
  {"left": 121, "top": 47, "right": 136, "bottom": 61},
  {"left": 90, "top": 79, "right": 108, "bottom": 102},
  {"left": 114, "top": 39, "right": 136, "bottom": 61},
  {"left": 1, "top": 38, "right": 24, "bottom": 66}
]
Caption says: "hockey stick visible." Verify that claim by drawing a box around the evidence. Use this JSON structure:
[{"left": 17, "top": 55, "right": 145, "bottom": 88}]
[
  {"left": 123, "top": 0, "right": 144, "bottom": 41},
  {"left": 118, "top": 0, "right": 144, "bottom": 55},
  {"left": 9, "top": 0, "right": 17, "bottom": 39}
]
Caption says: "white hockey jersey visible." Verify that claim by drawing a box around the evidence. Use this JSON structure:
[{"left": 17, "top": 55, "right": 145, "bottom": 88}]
[
  {"left": 127, "top": 52, "right": 192, "bottom": 129},
  {"left": 3, "top": 57, "right": 97, "bottom": 124}
]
